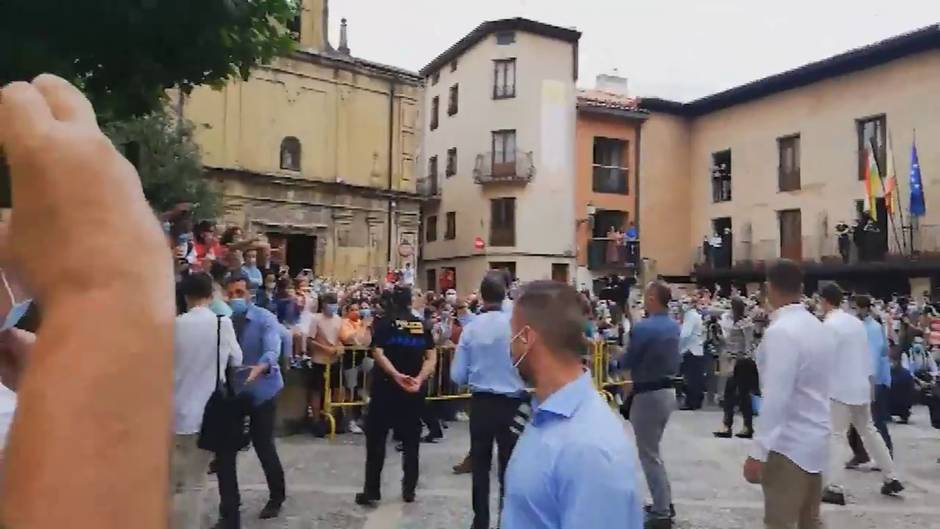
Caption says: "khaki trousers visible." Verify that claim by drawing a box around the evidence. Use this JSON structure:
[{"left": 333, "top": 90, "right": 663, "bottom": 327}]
[
  {"left": 170, "top": 434, "right": 213, "bottom": 529},
  {"left": 762, "top": 452, "right": 823, "bottom": 529}
]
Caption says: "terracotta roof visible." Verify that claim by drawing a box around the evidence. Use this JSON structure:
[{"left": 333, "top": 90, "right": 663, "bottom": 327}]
[
  {"left": 577, "top": 89, "right": 641, "bottom": 111},
  {"left": 639, "top": 23, "right": 940, "bottom": 117}
]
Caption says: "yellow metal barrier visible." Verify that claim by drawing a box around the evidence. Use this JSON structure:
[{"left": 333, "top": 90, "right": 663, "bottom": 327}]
[{"left": 315, "top": 342, "right": 631, "bottom": 438}]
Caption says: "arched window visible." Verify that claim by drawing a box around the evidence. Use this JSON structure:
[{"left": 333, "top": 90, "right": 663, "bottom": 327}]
[{"left": 280, "top": 137, "right": 301, "bottom": 171}]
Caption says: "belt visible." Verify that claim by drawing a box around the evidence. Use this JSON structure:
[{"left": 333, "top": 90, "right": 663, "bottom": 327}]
[
  {"left": 633, "top": 378, "right": 675, "bottom": 395},
  {"left": 471, "top": 391, "right": 524, "bottom": 401}
]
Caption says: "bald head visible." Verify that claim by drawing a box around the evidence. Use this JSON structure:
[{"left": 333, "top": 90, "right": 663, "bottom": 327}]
[{"left": 513, "top": 280, "right": 587, "bottom": 360}]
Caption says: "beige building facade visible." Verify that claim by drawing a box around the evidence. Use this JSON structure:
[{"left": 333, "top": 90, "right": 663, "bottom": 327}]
[
  {"left": 418, "top": 19, "right": 580, "bottom": 294},
  {"left": 638, "top": 25, "right": 940, "bottom": 294},
  {"left": 180, "top": 0, "right": 426, "bottom": 280}
]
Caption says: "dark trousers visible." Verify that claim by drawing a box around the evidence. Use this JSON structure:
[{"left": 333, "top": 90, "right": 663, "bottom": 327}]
[
  {"left": 364, "top": 388, "right": 424, "bottom": 496},
  {"left": 469, "top": 393, "right": 521, "bottom": 529},
  {"left": 849, "top": 384, "right": 893, "bottom": 459},
  {"left": 216, "top": 398, "right": 286, "bottom": 528},
  {"left": 723, "top": 358, "right": 758, "bottom": 430},
  {"left": 889, "top": 365, "right": 915, "bottom": 420},
  {"left": 681, "top": 353, "right": 707, "bottom": 409}
]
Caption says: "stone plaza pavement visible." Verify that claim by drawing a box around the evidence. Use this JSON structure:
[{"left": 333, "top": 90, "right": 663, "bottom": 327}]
[{"left": 196, "top": 406, "right": 940, "bottom": 529}]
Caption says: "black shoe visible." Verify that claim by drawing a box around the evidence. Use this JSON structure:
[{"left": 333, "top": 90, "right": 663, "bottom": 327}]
[
  {"left": 422, "top": 434, "right": 442, "bottom": 444},
  {"left": 735, "top": 429, "right": 754, "bottom": 439},
  {"left": 644, "top": 503, "right": 676, "bottom": 519},
  {"left": 881, "top": 480, "right": 904, "bottom": 496},
  {"left": 355, "top": 491, "right": 381, "bottom": 506},
  {"left": 713, "top": 429, "right": 733, "bottom": 438},
  {"left": 679, "top": 405, "right": 700, "bottom": 411},
  {"left": 258, "top": 500, "right": 282, "bottom": 519},
  {"left": 394, "top": 442, "right": 404, "bottom": 452},
  {"left": 821, "top": 488, "right": 846, "bottom": 506},
  {"left": 210, "top": 516, "right": 240, "bottom": 529},
  {"left": 208, "top": 459, "right": 218, "bottom": 475},
  {"left": 644, "top": 515, "right": 673, "bottom": 529},
  {"left": 402, "top": 489, "right": 416, "bottom": 503},
  {"left": 845, "top": 456, "right": 871, "bottom": 470}
]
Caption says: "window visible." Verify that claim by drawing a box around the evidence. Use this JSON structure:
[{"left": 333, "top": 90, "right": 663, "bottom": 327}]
[
  {"left": 592, "top": 137, "right": 629, "bottom": 194},
  {"left": 288, "top": 13, "right": 301, "bottom": 40},
  {"left": 490, "top": 198, "right": 516, "bottom": 247},
  {"left": 446, "top": 148, "right": 457, "bottom": 177},
  {"left": 551, "top": 263, "right": 570, "bottom": 284},
  {"left": 493, "top": 59, "right": 516, "bottom": 99},
  {"left": 778, "top": 209, "right": 802, "bottom": 261},
  {"left": 491, "top": 130, "right": 517, "bottom": 177},
  {"left": 427, "top": 155, "right": 439, "bottom": 194},
  {"left": 490, "top": 262, "right": 516, "bottom": 281},
  {"left": 711, "top": 149, "right": 732, "bottom": 202},
  {"left": 857, "top": 115, "right": 886, "bottom": 181},
  {"left": 496, "top": 31, "right": 516, "bottom": 45},
  {"left": 430, "top": 96, "right": 439, "bottom": 130},
  {"left": 778, "top": 135, "right": 801, "bottom": 192},
  {"left": 280, "top": 136, "right": 301, "bottom": 171},
  {"left": 430, "top": 71, "right": 439, "bottom": 85},
  {"left": 445, "top": 212, "right": 456, "bottom": 240},
  {"left": 450, "top": 60, "right": 458, "bottom": 72},
  {"left": 426, "top": 269, "right": 437, "bottom": 292},
  {"left": 448, "top": 84, "right": 459, "bottom": 116},
  {"left": 426, "top": 215, "right": 438, "bottom": 242}
]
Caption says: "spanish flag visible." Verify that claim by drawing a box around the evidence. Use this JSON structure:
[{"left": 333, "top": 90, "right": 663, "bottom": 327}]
[{"left": 864, "top": 141, "right": 882, "bottom": 221}]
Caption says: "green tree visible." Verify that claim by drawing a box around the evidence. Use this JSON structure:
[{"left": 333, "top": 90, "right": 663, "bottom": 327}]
[
  {"left": 104, "top": 112, "right": 220, "bottom": 219},
  {"left": 0, "top": 0, "right": 297, "bottom": 121}
]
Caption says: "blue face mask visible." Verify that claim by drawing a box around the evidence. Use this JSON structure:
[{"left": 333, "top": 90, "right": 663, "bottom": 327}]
[
  {"left": 178, "top": 232, "right": 194, "bottom": 244},
  {"left": 325, "top": 303, "right": 339, "bottom": 316},
  {"left": 359, "top": 308, "right": 371, "bottom": 319},
  {"left": 2, "top": 299, "right": 32, "bottom": 331},
  {"left": 228, "top": 298, "right": 249, "bottom": 315}
]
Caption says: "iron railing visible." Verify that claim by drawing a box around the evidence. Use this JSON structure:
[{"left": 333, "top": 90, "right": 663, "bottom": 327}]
[{"left": 473, "top": 150, "right": 535, "bottom": 184}]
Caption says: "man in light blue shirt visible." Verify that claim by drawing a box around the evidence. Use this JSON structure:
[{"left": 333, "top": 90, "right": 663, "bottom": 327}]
[
  {"left": 215, "top": 275, "right": 287, "bottom": 528},
  {"left": 503, "top": 280, "right": 643, "bottom": 529},
  {"left": 847, "top": 295, "right": 895, "bottom": 465},
  {"left": 452, "top": 274, "right": 526, "bottom": 529}
]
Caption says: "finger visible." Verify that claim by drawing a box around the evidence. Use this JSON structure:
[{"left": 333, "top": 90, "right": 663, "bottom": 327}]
[
  {"left": 0, "top": 81, "right": 55, "bottom": 156},
  {"left": 31, "top": 74, "right": 96, "bottom": 125}
]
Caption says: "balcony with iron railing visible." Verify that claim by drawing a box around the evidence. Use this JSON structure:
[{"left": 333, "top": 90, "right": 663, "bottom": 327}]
[
  {"left": 416, "top": 176, "right": 441, "bottom": 204},
  {"left": 693, "top": 225, "right": 940, "bottom": 276},
  {"left": 473, "top": 150, "right": 535, "bottom": 185},
  {"left": 587, "top": 239, "right": 639, "bottom": 271}
]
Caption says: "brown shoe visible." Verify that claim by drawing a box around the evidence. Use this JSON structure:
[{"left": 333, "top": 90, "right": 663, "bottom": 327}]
[{"left": 452, "top": 454, "right": 472, "bottom": 475}]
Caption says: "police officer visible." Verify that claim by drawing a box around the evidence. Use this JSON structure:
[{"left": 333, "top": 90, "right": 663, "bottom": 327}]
[
  {"left": 451, "top": 273, "right": 526, "bottom": 529},
  {"left": 356, "top": 286, "right": 437, "bottom": 506}
]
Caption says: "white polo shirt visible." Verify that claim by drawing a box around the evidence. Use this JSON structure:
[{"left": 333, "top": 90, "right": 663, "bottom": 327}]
[{"left": 824, "top": 309, "right": 875, "bottom": 406}]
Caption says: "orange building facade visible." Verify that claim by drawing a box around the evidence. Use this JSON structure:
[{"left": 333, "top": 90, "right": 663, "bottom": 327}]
[{"left": 574, "top": 80, "right": 648, "bottom": 288}]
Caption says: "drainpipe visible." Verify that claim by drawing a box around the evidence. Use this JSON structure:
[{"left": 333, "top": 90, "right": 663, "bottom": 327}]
[{"left": 386, "top": 79, "right": 397, "bottom": 268}]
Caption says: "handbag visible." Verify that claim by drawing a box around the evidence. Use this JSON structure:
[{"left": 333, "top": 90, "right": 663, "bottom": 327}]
[{"left": 198, "top": 315, "right": 252, "bottom": 452}]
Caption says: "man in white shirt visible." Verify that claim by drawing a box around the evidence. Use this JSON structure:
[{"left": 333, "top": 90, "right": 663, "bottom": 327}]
[
  {"left": 172, "top": 273, "right": 243, "bottom": 529},
  {"left": 402, "top": 262, "right": 416, "bottom": 287},
  {"left": 743, "top": 260, "right": 832, "bottom": 529},
  {"left": 678, "top": 299, "right": 706, "bottom": 410},
  {"left": 818, "top": 284, "right": 903, "bottom": 506}
]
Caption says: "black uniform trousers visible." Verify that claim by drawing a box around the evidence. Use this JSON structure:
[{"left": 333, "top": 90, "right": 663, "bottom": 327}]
[
  {"left": 469, "top": 392, "right": 522, "bottom": 529},
  {"left": 722, "top": 357, "right": 758, "bottom": 430},
  {"left": 364, "top": 384, "right": 425, "bottom": 496},
  {"left": 216, "top": 398, "right": 286, "bottom": 529},
  {"left": 681, "top": 352, "right": 707, "bottom": 409}
]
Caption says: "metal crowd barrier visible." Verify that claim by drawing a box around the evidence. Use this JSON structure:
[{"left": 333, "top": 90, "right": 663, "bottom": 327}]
[{"left": 314, "top": 342, "right": 632, "bottom": 438}]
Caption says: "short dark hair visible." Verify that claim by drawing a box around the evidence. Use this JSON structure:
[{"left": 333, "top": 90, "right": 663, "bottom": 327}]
[
  {"left": 209, "top": 261, "right": 229, "bottom": 284},
  {"left": 320, "top": 292, "right": 338, "bottom": 305},
  {"left": 854, "top": 294, "right": 872, "bottom": 310},
  {"left": 766, "top": 259, "right": 803, "bottom": 296},
  {"left": 180, "top": 272, "right": 214, "bottom": 300},
  {"left": 515, "top": 281, "right": 587, "bottom": 359},
  {"left": 480, "top": 273, "right": 507, "bottom": 303},
  {"left": 392, "top": 286, "right": 413, "bottom": 315},
  {"left": 225, "top": 274, "right": 249, "bottom": 288},
  {"left": 731, "top": 297, "right": 746, "bottom": 320},
  {"left": 820, "top": 283, "right": 843, "bottom": 306}
]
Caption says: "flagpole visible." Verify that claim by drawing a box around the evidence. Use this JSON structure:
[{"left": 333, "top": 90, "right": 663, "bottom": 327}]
[
  {"left": 888, "top": 130, "right": 907, "bottom": 254},
  {"left": 872, "top": 137, "right": 904, "bottom": 255}
]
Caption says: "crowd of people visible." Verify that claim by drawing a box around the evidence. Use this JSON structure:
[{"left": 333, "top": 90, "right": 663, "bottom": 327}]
[{"left": 3, "top": 76, "right": 940, "bottom": 529}]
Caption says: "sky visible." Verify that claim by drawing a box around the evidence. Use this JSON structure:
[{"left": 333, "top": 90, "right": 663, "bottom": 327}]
[{"left": 326, "top": 0, "right": 939, "bottom": 101}]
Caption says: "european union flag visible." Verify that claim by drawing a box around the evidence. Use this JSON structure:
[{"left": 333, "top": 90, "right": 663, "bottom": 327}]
[{"left": 910, "top": 142, "right": 926, "bottom": 217}]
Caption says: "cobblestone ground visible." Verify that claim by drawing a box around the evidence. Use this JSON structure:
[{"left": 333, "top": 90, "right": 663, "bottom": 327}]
[{"left": 195, "top": 405, "right": 940, "bottom": 529}]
